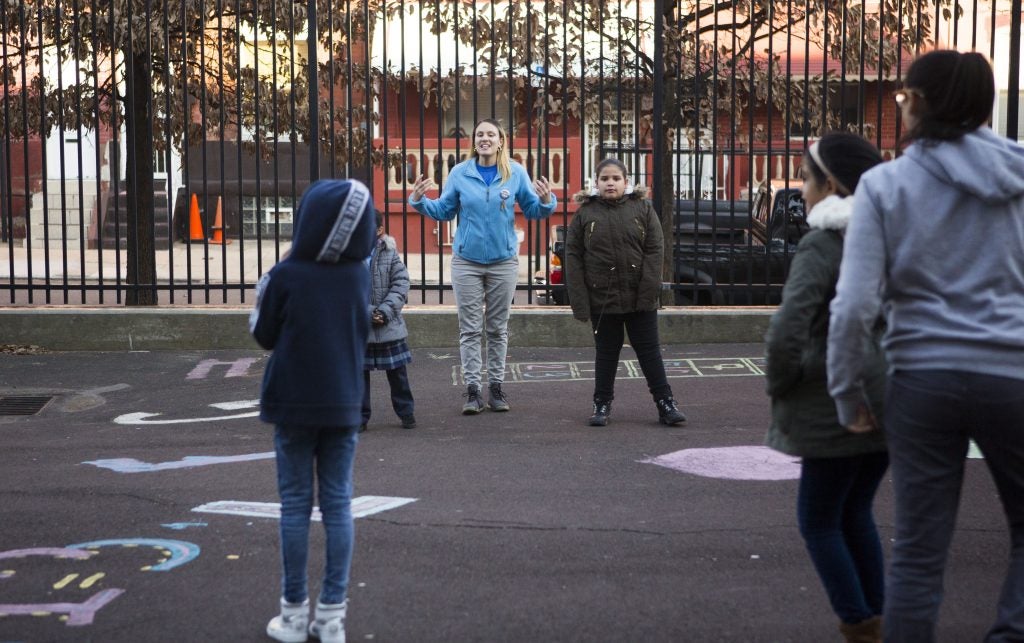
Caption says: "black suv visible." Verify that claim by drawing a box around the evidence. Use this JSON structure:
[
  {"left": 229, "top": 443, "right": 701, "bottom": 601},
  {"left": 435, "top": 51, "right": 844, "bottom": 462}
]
[{"left": 673, "top": 184, "right": 806, "bottom": 305}]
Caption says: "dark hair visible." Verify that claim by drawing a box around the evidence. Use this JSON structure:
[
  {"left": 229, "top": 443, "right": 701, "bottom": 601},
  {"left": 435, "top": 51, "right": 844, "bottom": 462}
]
[
  {"left": 595, "top": 157, "right": 628, "bottom": 178},
  {"left": 806, "top": 132, "right": 883, "bottom": 194},
  {"left": 901, "top": 50, "right": 995, "bottom": 145},
  {"left": 374, "top": 209, "right": 384, "bottom": 229}
]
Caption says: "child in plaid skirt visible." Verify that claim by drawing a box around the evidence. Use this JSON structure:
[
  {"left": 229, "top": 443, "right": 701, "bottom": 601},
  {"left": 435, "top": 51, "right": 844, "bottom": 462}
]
[{"left": 362, "top": 210, "right": 416, "bottom": 431}]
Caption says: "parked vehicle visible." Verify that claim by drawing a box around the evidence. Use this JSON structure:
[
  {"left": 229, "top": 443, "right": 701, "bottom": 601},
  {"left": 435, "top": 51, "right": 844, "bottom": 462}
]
[
  {"left": 534, "top": 182, "right": 806, "bottom": 306},
  {"left": 673, "top": 183, "right": 805, "bottom": 305},
  {"left": 533, "top": 224, "right": 567, "bottom": 305}
]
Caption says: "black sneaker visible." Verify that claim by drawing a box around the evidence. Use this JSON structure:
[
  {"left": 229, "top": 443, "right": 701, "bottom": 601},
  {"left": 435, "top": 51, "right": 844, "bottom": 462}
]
[
  {"left": 656, "top": 397, "right": 687, "bottom": 426},
  {"left": 400, "top": 414, "right": 417, "bottom": 429},
  {"left": 588, "top": 400, "right": 612, "bottom": 426},
  {"left": 462, "top": 385, "right": 484, "bottom": 415},
  {"left": 488, "top": 383, "right": 510, "bottom": 412}
]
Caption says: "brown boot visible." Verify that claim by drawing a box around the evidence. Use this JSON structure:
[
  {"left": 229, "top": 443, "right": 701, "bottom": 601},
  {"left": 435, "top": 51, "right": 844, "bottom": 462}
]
[{"left": 838, "top": 615, "right": 882, "bottom": 643}]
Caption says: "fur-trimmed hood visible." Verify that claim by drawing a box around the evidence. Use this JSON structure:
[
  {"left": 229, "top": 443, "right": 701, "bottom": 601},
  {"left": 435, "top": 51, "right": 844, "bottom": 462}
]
[
  {"left": 573, "top": 184, "right": 649, "bottom": 203},
  {"left": 806, "top": 194, "right": 852, "bottom": 231}
]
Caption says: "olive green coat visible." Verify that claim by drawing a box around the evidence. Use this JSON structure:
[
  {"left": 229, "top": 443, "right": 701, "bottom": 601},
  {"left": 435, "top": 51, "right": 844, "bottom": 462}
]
[
  {"left": 564, "top": 190, "right": 663, "bottom": 322},
  {"left": 764, "top": 197, "right": 887, "bottom": 458}
]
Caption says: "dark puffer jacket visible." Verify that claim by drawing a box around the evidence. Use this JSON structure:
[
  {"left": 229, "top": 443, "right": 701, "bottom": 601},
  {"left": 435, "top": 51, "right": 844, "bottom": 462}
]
[
  {"left": 764, "top": 194, "right": 887, "bottom": 458},
  {"left": 564, "top": 188, "right": 664, "bottom": 321}
]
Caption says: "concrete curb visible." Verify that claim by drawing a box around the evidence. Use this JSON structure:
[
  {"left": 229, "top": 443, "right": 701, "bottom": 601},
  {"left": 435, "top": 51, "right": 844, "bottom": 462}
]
[{"left": 0, "top": 306, "right": 774, "bottom": 351}]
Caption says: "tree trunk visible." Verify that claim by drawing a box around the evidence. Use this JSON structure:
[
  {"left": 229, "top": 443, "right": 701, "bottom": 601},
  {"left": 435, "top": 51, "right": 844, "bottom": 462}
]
[{"left": 124, "top": 48, "right": 157, "bottom": 306}]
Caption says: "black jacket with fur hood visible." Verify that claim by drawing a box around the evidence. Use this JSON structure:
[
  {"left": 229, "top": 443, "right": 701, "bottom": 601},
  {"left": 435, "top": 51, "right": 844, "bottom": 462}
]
[{"left": 564, "top": 186, "right": 664, "bottom": 321}]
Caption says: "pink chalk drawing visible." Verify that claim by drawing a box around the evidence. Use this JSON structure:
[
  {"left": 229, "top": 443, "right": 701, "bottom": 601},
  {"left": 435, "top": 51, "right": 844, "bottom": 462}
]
[
  {"left": 0, "top": 589, "right": 125, "bottom": 626},
  {"left": 642, "top": 446, "right": 801, "bottom": 481},
  {"left": 0, "top": 547, "right": 121, "bottom": 626},
  {"left": 0, "top": 539, "right": 199, "bottom": 628}
]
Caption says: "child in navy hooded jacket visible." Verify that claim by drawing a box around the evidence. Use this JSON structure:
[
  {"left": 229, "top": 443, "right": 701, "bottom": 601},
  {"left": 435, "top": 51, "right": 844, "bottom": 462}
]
[{"left": 250, "top": 179, "right": 376, "bottom": 643}]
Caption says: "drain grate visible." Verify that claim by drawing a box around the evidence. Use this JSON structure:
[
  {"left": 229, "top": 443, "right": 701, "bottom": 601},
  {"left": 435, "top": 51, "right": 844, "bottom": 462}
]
[{"left": 0, "top": 396, "right": 54, "bottom": 416}]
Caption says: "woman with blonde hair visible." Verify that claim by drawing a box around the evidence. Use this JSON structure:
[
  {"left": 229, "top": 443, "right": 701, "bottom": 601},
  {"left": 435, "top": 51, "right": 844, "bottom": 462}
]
[{"left": 410, "top": 119, "right": 555, "bottom": 415}]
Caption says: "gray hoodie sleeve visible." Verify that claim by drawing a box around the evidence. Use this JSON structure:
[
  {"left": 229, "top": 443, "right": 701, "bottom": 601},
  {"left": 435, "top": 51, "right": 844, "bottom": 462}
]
[{"left": 827, "top": 188, "right": 886, "bottom": 426}]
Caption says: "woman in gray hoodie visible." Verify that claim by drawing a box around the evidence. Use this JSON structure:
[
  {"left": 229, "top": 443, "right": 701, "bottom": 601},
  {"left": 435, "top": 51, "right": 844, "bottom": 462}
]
[{"left": 827, "top": 50, "right": 1024, "bottom": 642}]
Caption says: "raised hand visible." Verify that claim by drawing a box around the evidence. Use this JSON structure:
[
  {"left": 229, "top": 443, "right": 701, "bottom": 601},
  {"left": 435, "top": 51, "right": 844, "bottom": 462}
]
[
  {"left": 411, "top": 175, "right": 437, "bottom": 202},
  {"left": 533, "top": 176, "right": 552, "bottom": 204}
]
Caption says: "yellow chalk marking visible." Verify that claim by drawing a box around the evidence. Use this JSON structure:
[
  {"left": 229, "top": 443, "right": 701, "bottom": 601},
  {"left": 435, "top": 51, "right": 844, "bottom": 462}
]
[
  {"left": 59, "top": 615, "right": 69, "bottom": 622},
  {"left": 32, "top": 611, "right": 51, "bottom": 617},
  {"left": 1, "top": 569, "right": 14, "bottom": 577},
  {"left": 80, "top": 572, "right": 105, "bottom": 588},
  {"left": 226, "top": 555, "right": 240, "bottom": 560},
  {"left": 124, "top": 544, "right": 139, "bottom": 548},
  {"left": 53, "top": 573, "right": 79, "bottom": 589},
  {"left": 140, "top": 565, "right": 152, "bottom": 571}
]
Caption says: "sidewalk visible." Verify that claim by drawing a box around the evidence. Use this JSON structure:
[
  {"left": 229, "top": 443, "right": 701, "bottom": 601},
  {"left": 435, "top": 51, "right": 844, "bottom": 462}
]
[{"left": 0, "top": 240, "right": 537, "bottom": 285}]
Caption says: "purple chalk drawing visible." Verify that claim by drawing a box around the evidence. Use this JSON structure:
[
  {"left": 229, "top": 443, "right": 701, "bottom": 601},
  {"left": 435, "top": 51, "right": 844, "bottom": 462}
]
[
  {"left": 0, "top": 589, "right": 125, "bottom": 626},
  {"left": 643, "top": 446, "right": 801, "bottom": 480}
]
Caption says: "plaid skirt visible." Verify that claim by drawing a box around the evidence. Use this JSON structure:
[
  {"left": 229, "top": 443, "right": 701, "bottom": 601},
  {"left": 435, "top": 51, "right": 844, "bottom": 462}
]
[{"left": 365, "top": 339, "right": 412, "bottom": 371}]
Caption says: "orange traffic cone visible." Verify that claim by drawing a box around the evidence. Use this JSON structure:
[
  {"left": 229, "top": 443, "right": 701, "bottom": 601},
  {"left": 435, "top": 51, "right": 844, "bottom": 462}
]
[
  {"left": 208, "top": 196, "right": 231, "bottom": 245},
  {"left": 187, "top": 193, "right": 206, "bottom": 243}
]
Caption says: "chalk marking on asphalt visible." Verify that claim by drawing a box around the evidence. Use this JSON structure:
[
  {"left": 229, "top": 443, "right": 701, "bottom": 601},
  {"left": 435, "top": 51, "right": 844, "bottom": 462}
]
[
  {"left": 0, "top": 548, "right": 96, "bottom": 561},
  {"left": 53, "top": 573, "right": 78, "bottom": 590},
  {"left": 192, "top": 496, "right": 418, "bottom": 521},
  {"left": 65, "top": 539, "right": 199, "bottom": 572},
  {"left": 83, "top": 452, "right": 275, "bottom": 473},
  {"left": 79, "top": 573, "right": 105, "bottom": 589},
  {"left": 456, "top": 357, "right": 767, "bottom": 384},
  {"left": 0, "top": 589, "right": 125, "bottom": 626},
  {"left": 162, "top": 522, "right": 208, "bottom": 530},
  {"left": 642, "top": 446, "right": 802, "bottom": 481},
  {"left": 186, "top": 358, "right": 259, "bottom": 380}
]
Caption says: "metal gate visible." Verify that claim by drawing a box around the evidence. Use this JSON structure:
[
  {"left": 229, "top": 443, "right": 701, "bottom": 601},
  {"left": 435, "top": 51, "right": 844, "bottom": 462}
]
[{"left": 1, "top": 0, "right": 1021, "bottom": 305}]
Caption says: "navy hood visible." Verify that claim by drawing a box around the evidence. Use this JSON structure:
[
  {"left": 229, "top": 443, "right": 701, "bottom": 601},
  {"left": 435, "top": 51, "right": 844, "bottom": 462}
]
[{"left": 288, "top": 179, "right": 376, "bottom": 263}]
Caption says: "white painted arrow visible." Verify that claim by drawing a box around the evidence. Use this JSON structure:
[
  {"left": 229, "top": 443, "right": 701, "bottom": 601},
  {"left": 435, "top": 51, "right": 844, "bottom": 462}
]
[{"left": 113, "top": 400, "right": 260, "bottom": 425}]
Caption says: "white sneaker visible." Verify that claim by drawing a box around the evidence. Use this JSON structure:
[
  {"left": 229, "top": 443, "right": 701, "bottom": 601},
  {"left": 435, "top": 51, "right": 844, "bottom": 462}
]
[
  {"left": 267, "top": 597, "right": 310, "bottom": 642},
  {"left": 308, "top": 599, "right": 347, "bottom": 643}
]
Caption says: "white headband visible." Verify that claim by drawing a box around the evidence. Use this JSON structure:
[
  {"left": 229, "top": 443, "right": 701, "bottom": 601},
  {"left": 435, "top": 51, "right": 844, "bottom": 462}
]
[{"left": 807, "top": 141, "right": 851, "bottom": 196}]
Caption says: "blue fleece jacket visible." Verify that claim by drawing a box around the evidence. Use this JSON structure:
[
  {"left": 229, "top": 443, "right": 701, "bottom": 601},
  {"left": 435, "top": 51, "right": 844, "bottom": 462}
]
[
  {"left": 828, "top": 127, "right": 1024, "bottom": 426},
  {"left": 409, "top": 160, "right": 556, "bottom": 264},
  {"left": 250, "top": 179, "right": 377, "bottom": 428}
]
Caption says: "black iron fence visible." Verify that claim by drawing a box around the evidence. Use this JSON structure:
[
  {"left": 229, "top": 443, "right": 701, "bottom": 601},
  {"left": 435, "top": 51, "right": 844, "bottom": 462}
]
[{"left": 1, "top": 0, "right": 1021, "bottom": 305}]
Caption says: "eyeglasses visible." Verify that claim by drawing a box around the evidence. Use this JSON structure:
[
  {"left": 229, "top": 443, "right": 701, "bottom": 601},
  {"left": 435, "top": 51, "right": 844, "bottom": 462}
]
[{"left": 894, "top": 88, "right": 922, "bottom": 105}]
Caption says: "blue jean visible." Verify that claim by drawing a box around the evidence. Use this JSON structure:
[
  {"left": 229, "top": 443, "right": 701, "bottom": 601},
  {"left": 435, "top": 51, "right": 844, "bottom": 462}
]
[
  {"left": 798, "top": 451, "right": 889, "bottom": 624},
  {"left": 884, "top": 370, "right": 1024, "bottom": 643},
  {"left": 591, "top": 310, "right": 672, "bottom": 402},
  {"left": 274, "top": 425, "right": 358, "bottom": 605}
]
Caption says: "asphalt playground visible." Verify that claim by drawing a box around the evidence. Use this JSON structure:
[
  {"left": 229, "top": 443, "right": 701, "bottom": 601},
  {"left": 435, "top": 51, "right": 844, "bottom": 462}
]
[{"left": 0, "top": 344, "right": 1009, "bottom": 642}]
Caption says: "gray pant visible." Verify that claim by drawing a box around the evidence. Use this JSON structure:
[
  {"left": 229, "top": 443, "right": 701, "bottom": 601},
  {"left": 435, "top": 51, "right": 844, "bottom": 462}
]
[
  {"left": 450, "top": 254, "right": 518, "bottom": 389},
  {"left": 884, "top": 369, "right": 1024, "bottom": 642}
]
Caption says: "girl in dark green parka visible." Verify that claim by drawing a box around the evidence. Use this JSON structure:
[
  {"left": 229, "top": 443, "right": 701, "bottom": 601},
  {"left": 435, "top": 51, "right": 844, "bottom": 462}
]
[
  {"left": 764, "top": 133, "right": 888, "bottom": 642},
  {"left": 565, "top": 158, "right": 686, "bottom": 427}
]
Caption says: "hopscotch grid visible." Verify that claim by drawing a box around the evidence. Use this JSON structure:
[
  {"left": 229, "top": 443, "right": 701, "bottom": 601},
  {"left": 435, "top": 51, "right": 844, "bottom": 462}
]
[{"left": 450, "top": 358, "right": 765, "bottom": 384}]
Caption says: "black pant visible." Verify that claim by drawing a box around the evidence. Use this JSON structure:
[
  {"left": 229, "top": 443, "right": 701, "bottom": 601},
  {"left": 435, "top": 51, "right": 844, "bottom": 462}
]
[
  {"left": 362, "top": 365, "right": 415, "bottom": 423},
  {"left": 591, "top": 310, "right": 672, "bottom": 402}
]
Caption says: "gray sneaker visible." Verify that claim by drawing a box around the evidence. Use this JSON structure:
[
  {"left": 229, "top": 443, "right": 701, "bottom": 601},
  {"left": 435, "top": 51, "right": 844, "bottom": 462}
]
[
  {"left": 462, "top": 384, "right": 484, "bottom": 415},
  {"left": 488, "top": 383, "right": 510, "bottom": 412}
]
